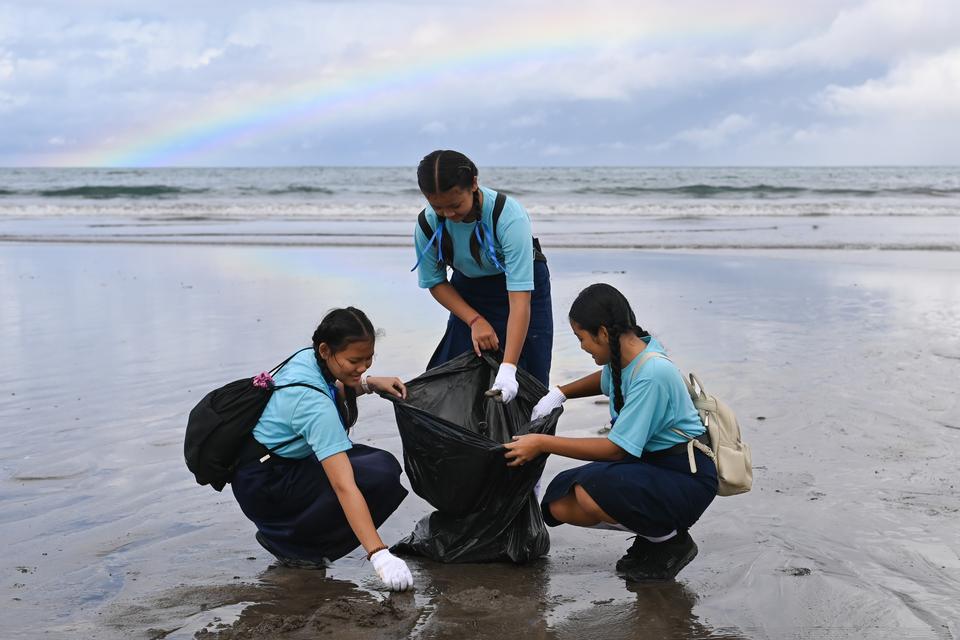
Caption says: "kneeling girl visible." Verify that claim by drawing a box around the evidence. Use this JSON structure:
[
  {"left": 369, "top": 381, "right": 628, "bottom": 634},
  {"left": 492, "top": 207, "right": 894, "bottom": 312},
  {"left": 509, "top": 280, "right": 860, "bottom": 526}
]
[
  {"left": 231, "top": 307, "right": 414, "bottom": 591},
  {"left": 503, "top": 284, "right": 717, "bottom": 581}
]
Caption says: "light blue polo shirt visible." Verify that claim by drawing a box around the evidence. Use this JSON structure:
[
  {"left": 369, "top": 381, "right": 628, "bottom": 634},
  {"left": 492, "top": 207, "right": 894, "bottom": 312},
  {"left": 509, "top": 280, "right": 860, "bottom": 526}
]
[
  {"left": 414, "top": 185, "right": 535, "bottom": 292},
  {"left": 600, "top": 337, "right": 706, "bottom": 457},
  {"left": 252, "top": 348, "right": 352, "bottom": 462}
]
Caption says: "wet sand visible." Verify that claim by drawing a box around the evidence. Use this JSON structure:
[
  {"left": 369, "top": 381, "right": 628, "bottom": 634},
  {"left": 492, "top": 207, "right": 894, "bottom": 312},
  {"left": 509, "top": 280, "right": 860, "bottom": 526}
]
[{"left": 2, "top": 244, "right": 959, "bottom": 639}]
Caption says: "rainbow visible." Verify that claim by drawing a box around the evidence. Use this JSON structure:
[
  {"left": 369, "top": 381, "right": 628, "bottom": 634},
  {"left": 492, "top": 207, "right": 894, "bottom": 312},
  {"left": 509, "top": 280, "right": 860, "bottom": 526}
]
[{"left": 44, "top": 6, "right": 769, "bottom": 167}]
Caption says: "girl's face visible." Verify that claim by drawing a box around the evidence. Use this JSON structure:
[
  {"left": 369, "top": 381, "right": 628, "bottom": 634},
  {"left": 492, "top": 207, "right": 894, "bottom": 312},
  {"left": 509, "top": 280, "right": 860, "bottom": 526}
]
[
  {"left": 318, "top": 339, "right": 374, "bottom": 386},
  {"left": 425, "top": 180, "right": 478, "bottom": 223},
  {"left": 571, "top": 320, "right": 611, "bottom": 366}
]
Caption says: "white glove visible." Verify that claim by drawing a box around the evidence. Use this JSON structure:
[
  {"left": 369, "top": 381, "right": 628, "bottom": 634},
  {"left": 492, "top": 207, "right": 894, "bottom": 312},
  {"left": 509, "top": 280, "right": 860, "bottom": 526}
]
[
  {"left": 531, "top": 386, "right": 566, "bottom": 420},
  {"left": 370, "top": 549, "right": 413, "bottom": 591},
  {"left": 489, "top": 363, "right": 519, "bottom": 404}
]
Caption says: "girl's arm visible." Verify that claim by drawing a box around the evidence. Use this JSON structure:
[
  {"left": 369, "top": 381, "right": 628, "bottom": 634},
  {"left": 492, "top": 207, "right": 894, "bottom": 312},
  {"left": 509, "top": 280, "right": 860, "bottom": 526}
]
[
  {"left": 503, "top": 434, "right": 625, "bottom": 467},
  {"left": 320, "top": 452, "right": 386, "bottom": 553},
  {"left": 558, "top": 370, "right": 603, "bottom": 399},
  {"left": 503, "top": 291, "right": 531, "bottom": 366},
  {"left": 429, "top": 282, "right": 499, "bottom": 355},
  {"left": 321, "top": 451, "right": 413, "bottom": 591}
]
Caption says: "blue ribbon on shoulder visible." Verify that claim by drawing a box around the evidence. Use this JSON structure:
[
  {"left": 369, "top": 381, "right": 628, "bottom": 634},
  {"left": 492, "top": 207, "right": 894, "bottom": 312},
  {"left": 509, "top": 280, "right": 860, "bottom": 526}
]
[{"left": 410, "top": 223, "right": 444, "bottom": 272}]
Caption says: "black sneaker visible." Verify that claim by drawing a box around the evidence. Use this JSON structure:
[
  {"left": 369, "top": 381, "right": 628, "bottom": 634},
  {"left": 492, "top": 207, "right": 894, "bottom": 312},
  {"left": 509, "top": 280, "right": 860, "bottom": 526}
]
[
  {"left": 615, "top": 535, "right": 658, "bottom": 573},
  {"left": 616, "top": 531, "right": 698, "bottom": 582},
  {"left": 255, "top": 531, "right": 328, "bottom": 570}
]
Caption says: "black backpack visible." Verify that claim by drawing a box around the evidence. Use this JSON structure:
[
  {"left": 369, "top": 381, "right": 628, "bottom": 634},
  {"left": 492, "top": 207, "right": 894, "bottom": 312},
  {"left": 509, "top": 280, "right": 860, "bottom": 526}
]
[{"left": 184, "top": 348, "right": 325, "bottom": 491}]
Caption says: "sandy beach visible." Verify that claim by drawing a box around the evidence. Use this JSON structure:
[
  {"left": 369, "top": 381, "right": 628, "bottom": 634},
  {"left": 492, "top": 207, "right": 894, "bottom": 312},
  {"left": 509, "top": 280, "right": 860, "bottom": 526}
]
[{"left": 2, "top": 242, "right": 959, "bottom": 639}]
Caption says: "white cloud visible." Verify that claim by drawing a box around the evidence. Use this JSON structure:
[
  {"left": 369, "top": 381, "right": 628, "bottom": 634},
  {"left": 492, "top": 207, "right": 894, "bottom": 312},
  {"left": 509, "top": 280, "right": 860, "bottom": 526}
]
[
  {"left": 672, "top": 114, "right": 754, "bottom": 149},
  {"left": 741, "top": 0, "right": 960, "bottom": 72},
  {"left": 819, "top": 48, "right": 960, "bottom": 117}
]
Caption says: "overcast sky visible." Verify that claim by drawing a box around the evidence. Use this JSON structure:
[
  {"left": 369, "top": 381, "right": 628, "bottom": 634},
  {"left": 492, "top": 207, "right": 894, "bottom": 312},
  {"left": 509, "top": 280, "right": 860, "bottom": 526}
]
[{"left": 1, "top": 0, "right": 959, "bottom": 167}]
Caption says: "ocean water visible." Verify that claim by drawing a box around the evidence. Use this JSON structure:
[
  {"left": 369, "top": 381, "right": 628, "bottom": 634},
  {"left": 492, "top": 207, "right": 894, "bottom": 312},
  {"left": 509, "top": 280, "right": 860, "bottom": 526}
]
[{"left": 1, "top": 166, "right": 958, "bottom": 249}]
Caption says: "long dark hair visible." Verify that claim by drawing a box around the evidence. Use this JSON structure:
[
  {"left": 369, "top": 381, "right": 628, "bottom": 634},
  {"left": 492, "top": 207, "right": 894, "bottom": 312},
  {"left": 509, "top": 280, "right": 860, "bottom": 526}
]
[
  {"left": 568, "top": 283, "right": 650, "bottom": 413},
  {"left": 311, "top": 307, "right": 375, "bottom": 430}
]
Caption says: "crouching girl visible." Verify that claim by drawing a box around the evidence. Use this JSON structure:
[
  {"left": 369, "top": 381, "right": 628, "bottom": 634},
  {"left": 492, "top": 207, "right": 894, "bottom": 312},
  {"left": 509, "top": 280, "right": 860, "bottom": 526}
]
[
  {"left": 503, "top": 284, "right": 717, "bottom": 581},
  {"left": 231, "top": 307, "right": 414, "bottom": 591}
]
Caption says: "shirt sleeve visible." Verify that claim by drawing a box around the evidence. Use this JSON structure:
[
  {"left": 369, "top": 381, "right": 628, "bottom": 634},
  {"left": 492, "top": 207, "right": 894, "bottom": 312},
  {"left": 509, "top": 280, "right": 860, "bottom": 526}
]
[
  {"left": 607, "top": 375, "right": 672, "bottom": 459},
  {"left": 414, "top": 210, "right": 448, "bottom": 289},
  {"left": 290, "top": 389, "right": 352, "bottom": 462},
  {"left": 496, "top": 199, "right": 535, "bottom": 291}
]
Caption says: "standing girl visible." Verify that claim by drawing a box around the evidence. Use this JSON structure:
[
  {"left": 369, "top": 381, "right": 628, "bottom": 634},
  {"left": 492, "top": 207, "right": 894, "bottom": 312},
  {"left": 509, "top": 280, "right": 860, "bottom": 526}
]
[
  {"left": 230, "top": 307, "right": 414, "bottom": 591},
  {"left": 412, "top": 150, "right": 553, "bottom": 400},
  {"left": 503, "top": 284, "right": 717, "bottom": 581}
]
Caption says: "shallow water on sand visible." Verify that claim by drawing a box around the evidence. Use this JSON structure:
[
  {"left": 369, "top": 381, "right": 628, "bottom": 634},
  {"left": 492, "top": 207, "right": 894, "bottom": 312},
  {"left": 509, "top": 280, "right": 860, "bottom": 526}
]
[{"left": 1, "top": 244, "right": 959, "bottom": 639}]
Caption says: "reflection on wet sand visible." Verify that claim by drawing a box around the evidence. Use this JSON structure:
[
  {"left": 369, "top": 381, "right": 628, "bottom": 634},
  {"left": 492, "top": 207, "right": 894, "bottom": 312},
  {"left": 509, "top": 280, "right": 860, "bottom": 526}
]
[
  {"left": 152, "top": 559, "right": 741, "bottom": 639},
  {"left": 552, "top": 581, "right": 744, "bottom": 640}
]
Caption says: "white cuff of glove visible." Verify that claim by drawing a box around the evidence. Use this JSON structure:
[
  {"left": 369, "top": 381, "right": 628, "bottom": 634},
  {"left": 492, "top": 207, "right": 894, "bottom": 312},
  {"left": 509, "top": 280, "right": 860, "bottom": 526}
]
[
  {"left": 370, "top": 549, "right": 413, "bottom": 591},
  {"left": 490, "top": 363, "right": 519, "bottom": 404},
  {"left": 531, "top": 386, "right": 566, "bottom": 420}
]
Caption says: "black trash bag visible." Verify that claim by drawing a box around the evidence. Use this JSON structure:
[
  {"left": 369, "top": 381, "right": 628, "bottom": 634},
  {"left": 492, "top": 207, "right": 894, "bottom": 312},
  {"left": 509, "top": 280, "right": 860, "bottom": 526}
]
[{"left": 384, "top": 351, "right": 561, "bottom": 563}]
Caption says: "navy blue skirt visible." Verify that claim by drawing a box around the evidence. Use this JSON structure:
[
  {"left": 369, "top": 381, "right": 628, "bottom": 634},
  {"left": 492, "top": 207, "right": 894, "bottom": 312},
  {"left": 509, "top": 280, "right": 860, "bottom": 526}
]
[
  {"left": 540, "top": 449, "right": 718, "bottom": 538},
  {"left": 231, "top": 444, "right": 408, "bottom": 563},
  {"left": 427, "top": 260, "right": 553, "bottom": 386}
]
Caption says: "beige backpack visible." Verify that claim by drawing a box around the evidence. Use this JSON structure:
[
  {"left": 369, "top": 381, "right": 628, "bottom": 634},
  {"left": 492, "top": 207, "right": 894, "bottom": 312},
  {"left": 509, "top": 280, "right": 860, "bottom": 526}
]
[{"left": 632, "top": 351, "right": 753, "bottom": 497}]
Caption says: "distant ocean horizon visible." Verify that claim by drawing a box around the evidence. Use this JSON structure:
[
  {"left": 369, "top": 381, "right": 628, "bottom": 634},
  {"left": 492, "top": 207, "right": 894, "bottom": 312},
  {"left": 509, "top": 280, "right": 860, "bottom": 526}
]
[{"left": 1, "top": 166, "right": 958, "bottom": 250}]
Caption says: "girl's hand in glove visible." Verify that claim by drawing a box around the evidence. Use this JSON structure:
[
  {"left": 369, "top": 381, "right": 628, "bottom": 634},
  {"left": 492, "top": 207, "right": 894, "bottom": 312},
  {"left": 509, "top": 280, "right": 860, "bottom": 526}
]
[
  {"left": 530, "top": 386, "right": 565, "bottom": 420},
  {"left": 370, "top": 549, "right": 413, "bottom": 591},
  {"left": 487, "top": 363, "right": 519, "bottom": 403}
]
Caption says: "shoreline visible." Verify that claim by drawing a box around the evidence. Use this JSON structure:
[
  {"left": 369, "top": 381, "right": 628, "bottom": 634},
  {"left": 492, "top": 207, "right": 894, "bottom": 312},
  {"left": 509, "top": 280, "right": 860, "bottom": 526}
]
[
  {"left": 2, "top": 237, "right": 959, "bottom": 251},
  {"left": 3, "top": 209, "right": 957, "bottom": 251}
]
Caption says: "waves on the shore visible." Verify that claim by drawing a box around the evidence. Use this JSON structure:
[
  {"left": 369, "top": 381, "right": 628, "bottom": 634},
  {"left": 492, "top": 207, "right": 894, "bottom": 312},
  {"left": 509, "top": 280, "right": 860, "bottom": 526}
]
[
  {"left": 2, "top": 182, "right": 958, "bottom": 200},
  {"left": 34, "top": 185, "right": 208, "bottom": 198},
  {"left": 1, "top": 168, "right": 957, "bottom": 247},
  {"left": 571, "top": 184, "right": 960, "bottom": 198}
]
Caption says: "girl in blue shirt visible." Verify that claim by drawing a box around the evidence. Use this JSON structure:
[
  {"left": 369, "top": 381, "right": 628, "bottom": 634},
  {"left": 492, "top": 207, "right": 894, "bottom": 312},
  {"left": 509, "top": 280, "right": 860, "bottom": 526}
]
[
  {"left": 503, "top": 284, "right": 717, "bottom": 582},
  {"left": 412, "top": 150, "right": 553, "bottom": 401},
  {"left": 230, "top": 307, "right": 414, "bottom": 591}
]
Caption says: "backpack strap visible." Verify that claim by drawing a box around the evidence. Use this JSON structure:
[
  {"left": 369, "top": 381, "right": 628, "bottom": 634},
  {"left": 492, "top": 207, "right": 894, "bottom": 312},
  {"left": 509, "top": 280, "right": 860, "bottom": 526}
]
[
  {"left": 414, "top": 191, "right": 530, "bottom": 272},
  {"left": 254, "top": 380, "right": 332, "bottom": 461},
  {"left": 491, "top": 192, "right": 508, "bottom": 237},
  {"left": 264, "top": 351, "right": 335, "bottom": 459},
  {"left": 269, "top": 347, "right": 313, "bottom": 375},
  {"left": 627, "top": 350, "right": 714, "bottom": 473},
  {"left": 628, "top": 349, "right": 670, "bottom": 383},
  {"left": 416, "top": 208, "right": 432, "bottom": 240}
]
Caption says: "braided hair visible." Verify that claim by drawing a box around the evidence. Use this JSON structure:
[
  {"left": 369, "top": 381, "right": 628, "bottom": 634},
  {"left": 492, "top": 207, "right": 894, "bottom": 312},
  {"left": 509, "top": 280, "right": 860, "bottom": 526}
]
[
  {"left": 311, "top": 307, "right": 375, "bottom": 430},
  {"left": 568, "top": 283, "right": 650, "bottom": 414},
  {"left": 416, "top": 149, "right": 487, "bottom": 267}
]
